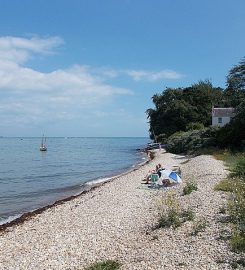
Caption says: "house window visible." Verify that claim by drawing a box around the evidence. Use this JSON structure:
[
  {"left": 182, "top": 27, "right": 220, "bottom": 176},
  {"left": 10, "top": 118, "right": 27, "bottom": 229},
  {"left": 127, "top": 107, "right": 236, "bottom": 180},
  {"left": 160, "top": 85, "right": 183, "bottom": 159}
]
[{"left": 218, "top": 117, "right": 222, "bottom": 124}]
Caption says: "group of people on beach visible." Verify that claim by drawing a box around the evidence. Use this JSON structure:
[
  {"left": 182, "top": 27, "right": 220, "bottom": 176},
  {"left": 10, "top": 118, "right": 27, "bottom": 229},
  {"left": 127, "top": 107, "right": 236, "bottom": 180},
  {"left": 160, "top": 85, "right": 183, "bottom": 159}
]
[
  {"left": 142, "top": 163, "right": 174, "bottom": 187},
  {"left": 142, "top": 164, "right": 162, "bottom": 182}
]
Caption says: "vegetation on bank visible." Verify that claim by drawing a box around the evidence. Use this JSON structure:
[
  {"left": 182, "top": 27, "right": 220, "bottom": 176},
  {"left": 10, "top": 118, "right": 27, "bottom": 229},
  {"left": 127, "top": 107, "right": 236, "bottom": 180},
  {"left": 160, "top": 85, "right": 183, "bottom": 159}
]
[
  {"left": 214, "top": 152, "right": 245, "bottom": 252},
  {"left": 146, "top": 56, "right": 245, "bottom": 258},
  {"left": 155, "top": 190, "right": 211, "bottom": 238},
  {"left": 146, "top": 56, "right": 245, "bottom": 153},
  {"left": 183, "top": 180, "right": 198, "bottom": 195},
  {"left": 191, "top": 218, "right": 208, "bottom": 236},
  {"left": 165, "top": 127, "right": 218, "bottom": 154},
  {"left": 156, "top": 192, "right": 195, "bottom": 229}
]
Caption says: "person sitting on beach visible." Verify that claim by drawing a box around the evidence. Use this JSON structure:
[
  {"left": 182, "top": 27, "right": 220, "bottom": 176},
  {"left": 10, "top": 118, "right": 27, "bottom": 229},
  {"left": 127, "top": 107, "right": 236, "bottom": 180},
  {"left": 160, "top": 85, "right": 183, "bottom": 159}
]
[
  {"left": 142, "top": 163, "right": 166, "bottom": 184},
  {"left": 142, "top": 169, "right": 155, "bottom": 184},
  {"left": 142, "top": 164, "right": 161, "bottom": 184},
  {"left": 156, "top": 163, "right": 164, "bottom": 177},
  {"left": 161, "top": 178, "right": 171, "bottom": 186},
  {"left": 161, "top": 178, "right": 177, "bottom": 187}
]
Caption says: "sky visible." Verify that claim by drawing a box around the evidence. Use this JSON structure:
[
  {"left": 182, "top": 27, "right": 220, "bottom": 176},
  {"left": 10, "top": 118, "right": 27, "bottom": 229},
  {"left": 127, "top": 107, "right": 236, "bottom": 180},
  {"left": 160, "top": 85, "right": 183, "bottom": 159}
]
[{"left": 0, "top": 0, "right": 244, "bottom": 137}]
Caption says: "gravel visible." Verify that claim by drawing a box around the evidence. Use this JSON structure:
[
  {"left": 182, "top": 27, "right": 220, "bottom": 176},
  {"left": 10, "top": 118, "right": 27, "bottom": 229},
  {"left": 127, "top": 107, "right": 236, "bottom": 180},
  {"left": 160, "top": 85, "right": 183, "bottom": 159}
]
[{"left": 0, "top": 150, "right": 243, "bottom": 270}]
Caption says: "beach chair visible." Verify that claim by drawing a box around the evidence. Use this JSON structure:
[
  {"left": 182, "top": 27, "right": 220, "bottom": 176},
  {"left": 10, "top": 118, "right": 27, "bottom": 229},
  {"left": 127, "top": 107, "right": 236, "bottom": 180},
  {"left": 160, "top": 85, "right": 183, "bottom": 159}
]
[{"left": 149, "top": 173, "right": 159, "bottom": 188}]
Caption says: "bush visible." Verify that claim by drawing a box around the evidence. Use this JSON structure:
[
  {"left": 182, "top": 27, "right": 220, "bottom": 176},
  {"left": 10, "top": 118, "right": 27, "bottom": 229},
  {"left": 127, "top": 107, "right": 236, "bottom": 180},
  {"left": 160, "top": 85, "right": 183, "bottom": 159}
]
[
  {"left": 157, "top": 208, "right": 194, "bottom": 229},
  {"left": 216, "top": 102, "right": 245, "bottom": 150},
  {"left": 156, "top": 192, "right": 194, "bottom": 229},
  {"left": 183, "top": 180, "right": 198, "bottom": 195},
  {"left": 84, "top": 260, "right": 121, "bottom": 270},
  {"left": 186, "top": 122, "right": 204, "bottom": 131},
  {"left": 158, "top": 208, "right": 182, "bottom": 228},
  {"left": 156, "top": 133, "right": 167, "bottom": 144},
  {"left": 166, "top": 127, "right": 219, "bottom": 154}
]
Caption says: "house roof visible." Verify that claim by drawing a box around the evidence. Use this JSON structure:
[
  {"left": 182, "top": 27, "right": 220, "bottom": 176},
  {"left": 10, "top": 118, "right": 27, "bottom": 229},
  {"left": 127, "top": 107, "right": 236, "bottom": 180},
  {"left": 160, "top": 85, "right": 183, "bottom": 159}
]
[{"left": 212, "top": 107, "right": 235, "bottom": 117}]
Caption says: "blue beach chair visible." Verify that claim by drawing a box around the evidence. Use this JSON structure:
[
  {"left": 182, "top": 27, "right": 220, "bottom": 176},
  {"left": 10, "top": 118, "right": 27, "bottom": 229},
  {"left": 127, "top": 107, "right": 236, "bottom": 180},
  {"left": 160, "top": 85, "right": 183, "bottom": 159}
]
[{"left": 149, "top": 173, "right": 159, "bottom": 188}]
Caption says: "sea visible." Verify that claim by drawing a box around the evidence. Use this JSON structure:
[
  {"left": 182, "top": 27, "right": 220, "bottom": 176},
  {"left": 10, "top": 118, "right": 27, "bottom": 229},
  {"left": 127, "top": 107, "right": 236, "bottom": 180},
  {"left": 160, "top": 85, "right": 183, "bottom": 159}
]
[{"left": 0, "top": 137, "right": 150, "bottom": 225}]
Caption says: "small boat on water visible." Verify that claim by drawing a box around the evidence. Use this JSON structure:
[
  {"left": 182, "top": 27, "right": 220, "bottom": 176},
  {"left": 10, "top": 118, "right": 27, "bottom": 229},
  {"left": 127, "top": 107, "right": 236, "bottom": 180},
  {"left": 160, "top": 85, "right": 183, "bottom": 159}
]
[{"left": 40, "top": 135, "right": 47, "bottom": 151}]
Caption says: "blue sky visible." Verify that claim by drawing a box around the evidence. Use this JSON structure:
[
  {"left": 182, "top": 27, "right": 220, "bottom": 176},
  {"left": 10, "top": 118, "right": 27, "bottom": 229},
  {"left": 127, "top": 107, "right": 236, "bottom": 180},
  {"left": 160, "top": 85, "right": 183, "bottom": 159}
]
[{"left": 0, "top": 0, "right": 244, "bottom": 137}]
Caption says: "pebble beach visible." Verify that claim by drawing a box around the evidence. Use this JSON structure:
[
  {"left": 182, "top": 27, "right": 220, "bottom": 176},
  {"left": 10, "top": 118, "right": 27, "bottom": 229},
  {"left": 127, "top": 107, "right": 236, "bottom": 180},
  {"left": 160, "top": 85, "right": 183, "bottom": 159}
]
[{"left": 0, "top": 150, "right": 243, "bottom": 270}]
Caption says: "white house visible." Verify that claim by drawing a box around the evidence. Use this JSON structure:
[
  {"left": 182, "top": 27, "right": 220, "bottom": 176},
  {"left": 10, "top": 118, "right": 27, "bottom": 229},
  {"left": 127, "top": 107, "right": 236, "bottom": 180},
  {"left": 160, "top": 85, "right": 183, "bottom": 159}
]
[{"left": 212, "top": 107, "right": 235, "bottom": 127}]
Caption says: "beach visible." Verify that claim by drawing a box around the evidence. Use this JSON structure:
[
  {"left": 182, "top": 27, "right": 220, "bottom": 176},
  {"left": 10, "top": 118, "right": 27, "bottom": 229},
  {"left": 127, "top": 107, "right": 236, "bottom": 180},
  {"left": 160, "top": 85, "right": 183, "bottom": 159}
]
[{"left": 0, "top": 150, "right": 241, "bottom": 269}]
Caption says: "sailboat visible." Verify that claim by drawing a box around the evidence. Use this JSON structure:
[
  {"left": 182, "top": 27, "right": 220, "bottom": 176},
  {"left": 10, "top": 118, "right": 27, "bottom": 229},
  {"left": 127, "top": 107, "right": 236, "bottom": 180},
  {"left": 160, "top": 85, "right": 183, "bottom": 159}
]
[{"left": 40, "top": 135, "right": 47, "bottom": 151}]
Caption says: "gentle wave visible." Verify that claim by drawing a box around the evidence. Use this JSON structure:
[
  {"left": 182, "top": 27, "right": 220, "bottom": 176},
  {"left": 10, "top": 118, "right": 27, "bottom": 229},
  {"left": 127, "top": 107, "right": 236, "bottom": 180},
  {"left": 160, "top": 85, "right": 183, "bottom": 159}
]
[{"left": 0, "top": 214, "right": 23, "bottom": 225}]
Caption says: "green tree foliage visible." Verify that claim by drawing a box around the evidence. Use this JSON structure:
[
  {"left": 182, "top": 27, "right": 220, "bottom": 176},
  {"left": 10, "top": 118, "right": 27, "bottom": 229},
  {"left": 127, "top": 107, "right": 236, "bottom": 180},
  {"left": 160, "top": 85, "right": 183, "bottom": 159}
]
[
  {"left": 224, "top": 57, "right": 245, "bottom": 107},
  {"left": 147, "top": 57, "right": 245, "bottom": 151},
  {"left": 182, "top": 81, "right": 224, "bottom": 125},
  {"left": 146, "top": 81, "right": 224, "bottom": 140},
  {"left": 165, "top": 127, "right": 219, "bottom": 154},
  {"left": 217, "top": 57, "right": 245, "bottom": 149},
  {"left": 186, "top": 122, "right": 204, "bottom": 131},
  {"left": 217, "top": 101, "right": 245, "bottom": 149}
]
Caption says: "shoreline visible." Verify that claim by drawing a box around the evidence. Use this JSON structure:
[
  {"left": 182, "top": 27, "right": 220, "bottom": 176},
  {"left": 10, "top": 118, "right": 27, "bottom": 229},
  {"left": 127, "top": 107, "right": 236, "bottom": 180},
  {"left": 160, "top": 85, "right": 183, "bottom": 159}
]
[
  {"left": 1, "top": 150, "right": 241, "bottom": 269},
  {"left": 0, "top": 151, "right": 151, "bottom": 232},
  {"left": 0, "top": 137, "right": 149, "bottom": 228}
]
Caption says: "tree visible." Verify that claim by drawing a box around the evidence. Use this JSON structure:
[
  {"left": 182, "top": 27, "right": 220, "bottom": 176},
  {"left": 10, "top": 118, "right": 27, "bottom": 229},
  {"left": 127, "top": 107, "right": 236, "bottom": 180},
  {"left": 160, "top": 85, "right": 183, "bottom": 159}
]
[
  {"left": 224, "top": 57, "right": 245, "bottom": 107},
  {"left": 146, "top": 81, "right": 224, "bottom": 140},
  {"left": 217, "top": 100, "right": 245, "bottom": 149},
  {"left": 182, "top": 81, "right": 216, "bottom": 126}
]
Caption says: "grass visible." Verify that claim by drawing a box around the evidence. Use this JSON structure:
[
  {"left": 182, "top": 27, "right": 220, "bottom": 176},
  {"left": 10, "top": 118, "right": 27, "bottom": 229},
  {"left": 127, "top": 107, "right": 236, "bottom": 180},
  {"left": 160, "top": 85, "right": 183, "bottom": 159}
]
[
  {"left": 214, "top": 178, "right": 234, "bottom": 192},
  {"left": 230, "top": 157, "right": 245, "bottom": 178},
  {"left": 83, "top": 260, "right": 121, "bottom": 270},
  {"left": 213, "top": 150, "right": 244, "bottom": 168},
  {"left": 157, "top": 208, "right": 182, "bottom": 228},
  {"left": 194, "top": 146, "right": 221, "bottom": 156},
  {"left": 213, "top": 150, "right": 245, "bottom": 252},
  {"left": 183, "top": 180, "right": 198, "bottom": 195},
  {"left": 192, "top": 218, "right": 208, "bottom": 235},
  {"left": 230, "top": 232, "right": 245, "bottom": 252},
  {"left": 156, "top": 192, "right": 194, "bottom": 229},
  {"left": 181, "top": 208, "right": 195, "bottom": 222},
  {"left": 157, "top": 208, "right": 195, "bottom": 229},
  {"left": 230, "top": 258, "right": 245, "bottom": 269}
]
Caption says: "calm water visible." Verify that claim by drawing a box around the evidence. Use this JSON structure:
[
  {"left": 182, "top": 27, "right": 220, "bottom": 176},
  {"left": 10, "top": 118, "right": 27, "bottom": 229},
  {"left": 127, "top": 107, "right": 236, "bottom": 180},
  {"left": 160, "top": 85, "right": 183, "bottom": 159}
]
[{"left": 0, "top": 137, "right": 149, "bottom": 224}]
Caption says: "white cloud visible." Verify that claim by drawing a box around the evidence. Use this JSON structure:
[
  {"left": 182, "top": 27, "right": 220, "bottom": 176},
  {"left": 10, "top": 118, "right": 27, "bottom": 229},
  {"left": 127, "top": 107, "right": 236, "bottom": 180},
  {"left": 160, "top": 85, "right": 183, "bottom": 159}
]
[
  {"left": 83, "top": 67, "right": 184, "bottom": 82},
  {"left": 0, "top": 35, "right": 182, "bottom": 134},
  {"left": 0, "top": 36, "right": 134, "bottom": 131},
  {"left": 0, "top": 36, "right": 63, "bottom": 64},
  {"left": 124, "top": 69, "right": 183, "bottom": 81},
  {"left": 84, "top": 67, "right": 183, "bottom": 82},
  {"left": 0, "top": 36, "right": 131, "bottom": 110}
]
